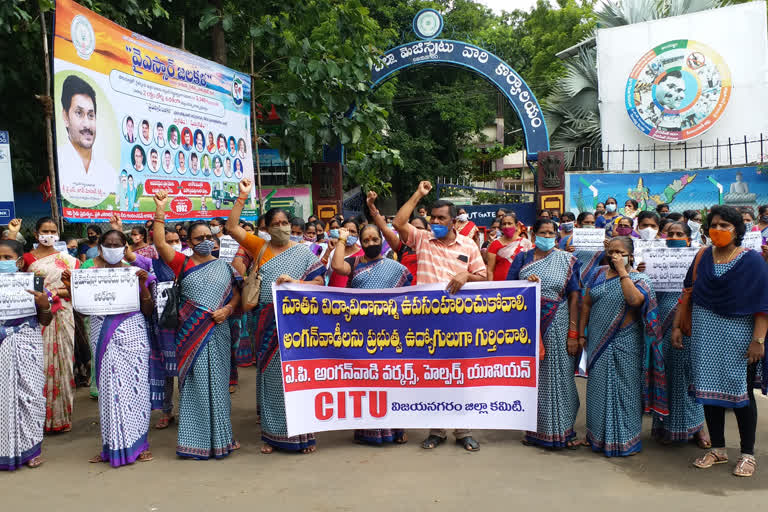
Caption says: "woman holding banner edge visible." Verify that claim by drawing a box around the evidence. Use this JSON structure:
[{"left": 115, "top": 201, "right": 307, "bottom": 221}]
[
  {"left": 507, "top": 218, "right": 582, "bottom": 449},
  {"left": 225, "top": 178, "right": 325, "bottom": 454},
  {"left": 153, "top": 190, "right": 242, "bottom": 460},
  {"left": 63, "top": 229, "right": 156, "bottom": 467}
]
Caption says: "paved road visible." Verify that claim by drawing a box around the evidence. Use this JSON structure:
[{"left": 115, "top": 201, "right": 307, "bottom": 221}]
[{"left": 3, "top": 367, "right": 767, "bottom": 511}]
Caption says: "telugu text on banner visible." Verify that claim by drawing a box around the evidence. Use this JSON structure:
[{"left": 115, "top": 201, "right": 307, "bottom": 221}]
[{"left": 273, "top": 281, "right": 540, "bottom": 437}]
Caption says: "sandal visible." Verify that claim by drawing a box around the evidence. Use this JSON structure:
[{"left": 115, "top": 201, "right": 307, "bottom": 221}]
[
  {"left": 88, "top": 454, "right": 106, "bottom": 463},
  {"left": 421, "top": 435, "right": 447, "bottom": 450},
  {"left": 693, "top": 449, "right": 728, "bottom": 469},
  {"left": 137, "top": 451, "right": 153, "bottom": 462},
  {"left": 155, "top": 415, "right": 175, "bottom": 430},
  {"left": 301, "top": 445, "right": 317, "bottom": 454},
  {"left": 733, "top": 455, "right": 757, "bottom": 477},
  {"left": 456, "top": 436, "right": 480, "bottom": 452},
  {"left": 231, "top": 441, "right": 241, "bottom": 451},
  {"left": 261, "top": 444, "right": 274, "bottom": 454},
  {"left": 27, "top": 456, "right": 44, "bottom": 469},
  {"left": 394, "top": 433, "right": 408, "bottom": 444},
  {"left": 566, "top": 439, "right": 583, "bottom": 450},
  {"left": 229, "top": 385, "right": 237, "bottom": 394}
]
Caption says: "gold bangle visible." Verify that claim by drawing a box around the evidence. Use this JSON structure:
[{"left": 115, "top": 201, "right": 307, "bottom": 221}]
[{"left": 754, "top": 338, "right": 765, "bottom": 345}]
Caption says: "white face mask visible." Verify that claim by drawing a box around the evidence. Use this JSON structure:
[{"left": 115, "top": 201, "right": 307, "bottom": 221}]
[
  {"left": 456, "top": 213, "right": 469, "bottom": 222},
  {"left": 171, "top": 243, "right": 182, "bottom": 252},
  {"left": 101, "top": 245, "right": 125, "bottom": 265},
  {"left": 257, "top": 230, "right": 271, "bottom": 242},
  {"left": 38, "top": 234, "right": 59, "bottom": 247},
  {"left": 638, "top": 227, "right": 658, "bottom": 241},
  {"left": 688, "top": 219, "right": 701, "bottom": 232},
  {"left": 210, "top": 226, "right": 221, "bottom": 235}
]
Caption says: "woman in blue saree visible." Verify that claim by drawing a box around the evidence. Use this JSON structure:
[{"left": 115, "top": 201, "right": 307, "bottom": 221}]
[
  {"left": 645, "top": 220, "right": 707, "bottom": 447},
  {"left": 68, "top": 229, "right": 157, "bottom": 467},
  {"left": 672, "top": 205, "right": 768, "bottom": 477},
  {"left": 508, "top": 219, "right": 582, "bottom": 449},
  {"left": 566, "top": 212, "right": 605, "bottom": 287},
  {"left": 0, "top": 239, "right": 52, "bottom": 471},
  {"left": 153, "top": 191, "right": 242, "bottom": 460},
  {"left": 225, "top": 179, "right": 325, "bottom": 454},
  {"left": 578, "top": 236, "right": 666, "bottom": 457},
  {"left": 332, "top": 223, "right": 412, "bottom": 445}
]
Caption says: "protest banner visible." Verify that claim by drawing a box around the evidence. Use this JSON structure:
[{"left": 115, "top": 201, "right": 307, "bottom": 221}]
[
  {"left": 0, "top": 131, "right": 16, "bottom": 225},
  {"left": 0, "top": 273, "right": 37, "bottom": 320},
  {"left": 273, "top": 281, "right": 540, "bottom": 436},
  {"left": 640, "top": 246, "right": 698, "bottom": 292},
  {"left": 743, "top": 231, "right": 763, "bottom": 251},
  {"left": 53, "top": 0, "right": 255, "bottom": 223},
  {"left": 571, "top": 228, "right": 605, "bottom": 250},
  {"left": 71, "top": 267, "right": 140, "bottom": 315},
  {"left": 218, "top": 235, "right": 239, "bottom": 262}
]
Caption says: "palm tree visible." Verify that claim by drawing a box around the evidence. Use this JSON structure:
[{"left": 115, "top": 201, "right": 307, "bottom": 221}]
[{"left": 544, "top": 0, "right": 728, "bottom": 166}]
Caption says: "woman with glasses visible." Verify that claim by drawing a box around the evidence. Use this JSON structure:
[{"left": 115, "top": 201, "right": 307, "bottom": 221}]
[{"left": 152, "top": 191, "right": 242, "bottom": 460}]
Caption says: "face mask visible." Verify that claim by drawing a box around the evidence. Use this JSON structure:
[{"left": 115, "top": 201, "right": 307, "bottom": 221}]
[
  {"left": 501, "top": 227, "right": 517, "bottom": 238},
  {"left": 257, "top": 230, "right": 272, "bottom": 242},
  {"left": 171, "top": 244, "right": 182, "bottom": 252},
  {"left": 430, "top": 224, "right": 449, "bottom": 239},
  {"left": 88, "top": 234, "right": 98, "bottom": 243},
  {"left": 38, "top": 234, "right": 59, "bottom": 247},
  {"left": 560, "top": 221, "right": 574, "bottom": 232},
  {"left": 535, "top": 236, "right": 556, "bottom": 251},
  {"left": 761, "top": 215, "right": 768, "bottom": 224},
  {"left": 289, "top": 235, "right": 303, "bottom": 243},
  {"left": 638, "top": 227, "right": 658, "bottom": 240},
  {"left": 666, "top": 239, "right": 688, "bottom": 248},
  {"left": 192, "top": 239, "right": 215, "bottom": 256},
  {"left": 329, "top": 229, "right": 340, "bottom": 239},
  {"left": 660, "top": 212, "right": 668, "bottom": 218},
  {"left": 346, "top": 236, "right": 359, "bottom": 247},
  {"left": 363, "top": 244, "right": 382, "bottom": 259},
  {"left": 269, "top": 225, "right": 291, "bottom": 246},
  {"left": 606, "top": 204, "right": 617, "bottom": 213},
  {"left": 0, "top": 259, "right": 19, "bottom": 273},
  {"left": 745, "top": 221, "right": 754, "bottom": 232},
  {"left": 688, "top": 220, "right": 701, "bottom": 232},
  {"left": 210, "top": 226, "right": 221, "bottom": 235},
  {"left": 595, "top": 209, "right": 605, "bottom": 216},
  {"left": 456, "top": 213, "right": 469, "bottom": 222},
  {"left": 304, "top": 234, "right": 316, "bottom": 243},
  {"left": 68, "top": 248, "right": 78, "bottom": 257},
  {"left": 101, "top": 245, "right": 125, "bottom": 264},
  {"left": 709, "top": 228, "right": 733, "bottom": 248},
  {"left": 581, "top": 224, "right": 595, "bottom": 229},
  {"left": 616, "top": 226, "right": 633, "bottom": 236},
  {"left": 211, "top": 250, "right": 220, "bottom": 258}
]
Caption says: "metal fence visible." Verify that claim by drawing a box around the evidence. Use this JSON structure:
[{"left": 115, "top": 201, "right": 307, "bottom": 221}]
[{"left": 564, "top": 134, "right": 768, "bottom": 172}]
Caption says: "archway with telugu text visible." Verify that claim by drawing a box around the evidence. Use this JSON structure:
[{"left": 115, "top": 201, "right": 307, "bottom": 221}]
[{"left": 370, "top": 9, "right": 550, "bottom": 162}]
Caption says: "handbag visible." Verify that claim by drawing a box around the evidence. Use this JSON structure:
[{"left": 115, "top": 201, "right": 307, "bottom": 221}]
[
  {"left": 678, "top": 248, "right": 706, "bottom": 337},
  {"left": 242, "top": 241, "right": 269, "bottom": 307},
  {"left": 159, "top": 256, "right": 189, "bottom": 330}
]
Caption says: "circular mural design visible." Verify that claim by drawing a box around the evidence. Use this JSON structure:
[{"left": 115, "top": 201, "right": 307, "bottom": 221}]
[
  {"left": 625, "top": 40, "right": 731, "bottom": 142},
  {"left": 413, "top": 9, "right": 443, "bottom": 40}
]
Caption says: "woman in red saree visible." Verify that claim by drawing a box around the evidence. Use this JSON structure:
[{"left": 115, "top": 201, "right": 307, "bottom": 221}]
[{"left": 455, "top": 207, "right": 480, "bottom": 245}]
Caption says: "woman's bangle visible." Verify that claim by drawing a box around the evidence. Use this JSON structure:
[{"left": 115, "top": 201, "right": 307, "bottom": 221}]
[
  {"left": 568, "top": 330, "right": 579, "bottom": 339},
  {"left": 620, "top": 275, "right": 631, "bottom": 280},
  {"left": 153, "top": 217, "right": 165, "bottom": 224}
]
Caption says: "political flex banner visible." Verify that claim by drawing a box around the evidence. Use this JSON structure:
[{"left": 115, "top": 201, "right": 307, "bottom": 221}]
[
  {"left": 53, "top": 0, "right": 255, "bottom": 222},
  {"left": 273, "top": 281, "right": 540, "bottom": 437}
]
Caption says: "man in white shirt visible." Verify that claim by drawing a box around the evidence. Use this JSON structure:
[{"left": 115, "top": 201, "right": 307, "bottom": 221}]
[{"left": 58, "top": 75, "right": 116, "bottom": 208}]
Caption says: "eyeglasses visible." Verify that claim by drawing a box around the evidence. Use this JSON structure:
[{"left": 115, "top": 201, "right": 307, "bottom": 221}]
[{"left": 190, "top": 235, "right": 215, "bottom": 243}]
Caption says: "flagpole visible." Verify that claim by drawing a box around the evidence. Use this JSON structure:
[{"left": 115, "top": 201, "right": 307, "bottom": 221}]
[
  {"left": 38, "top": 7, "right": 61, "bottom": 229},
  {"left": 250, "top": 41, "right": 264, "bottom": 216}
]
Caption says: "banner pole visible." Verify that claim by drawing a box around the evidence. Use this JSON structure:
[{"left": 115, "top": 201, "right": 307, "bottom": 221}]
[
  {"left": 250, "top": 41, "right": 264, "bottom": 217},
  {"left": 38, "top": 7, "right": 61, "bottom": 229}
]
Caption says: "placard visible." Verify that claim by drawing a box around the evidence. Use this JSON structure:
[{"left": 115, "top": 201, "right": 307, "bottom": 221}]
[
  {"left": 274, "top": 281, "right": 540, "bottom": 436},
  {"left": 743, "top": 231, "right": 763, "bottom": 251},
  {"left": 53, "top": 0, "right": 256, "bottom": 223},
  {"left": 155, "top": 281, "right": 173, "bottom": 317},
  {"left": 218, "top": 235, "right": 239, "bottom": 262},
  {"left": 640, "top": 246, "right": 699, "bottom": 292},
  {"left": 0, "top": 131, "right": 16, "bottom": 224},
  {"left": 0, "top": 273, "right": 37, "bottom": 320},
  {"left": 571, "top": 228, "right": 605, "bottom": 250},
  {"left": 71, "top": 267, "right": 140, "bottom": 315}
]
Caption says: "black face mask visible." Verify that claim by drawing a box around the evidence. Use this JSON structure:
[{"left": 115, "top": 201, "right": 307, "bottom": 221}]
[
  {"left": 211, "top": 250, "right": 220, "bottom": 258},
  {"left": 363, "top": 244, "right": 382, "bottom": 259},
  {"left": 88, "top": 235, "right": 98, "bottom": 243}
]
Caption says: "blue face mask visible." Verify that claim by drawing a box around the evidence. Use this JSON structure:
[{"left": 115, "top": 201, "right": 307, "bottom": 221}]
[
  {"left": 535, "top": 236, "right": 556, "bottom": 252},
  {"left": 666, "top": 239, "right": 688, "bottom": 248},
  {"left": 346, "top": 236, "right": 359, "bottom": 247},
  {"left": 193, "top": 239, "right": 215, "bottom": 256},
  {"left": 0, "top": 259, "right": 18, "bottom": 273},
  {"left": 430, "top": 224, "right": 449, "bottom": 239},
  {"left": 560, "top": 221, "right": 574, "bottom": 232},
  {"left": 329, "top": 229, "right": 340, "bottom": 239},
  {"left": 68, "top": 248, "right": 78, "bottom": 257}
]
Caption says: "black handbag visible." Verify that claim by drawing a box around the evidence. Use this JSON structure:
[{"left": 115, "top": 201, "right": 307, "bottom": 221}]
[{"left": 159, "top": 256, "right": 189, "bottom": 330}]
